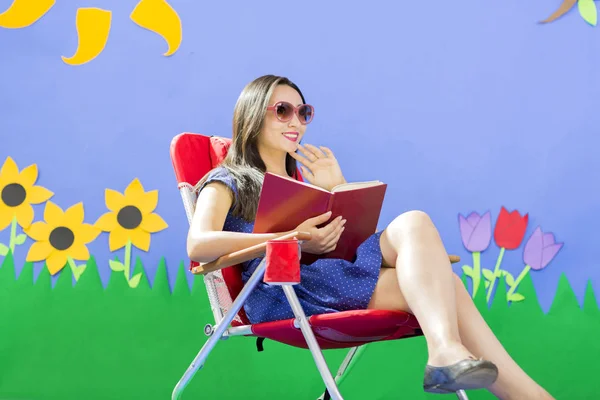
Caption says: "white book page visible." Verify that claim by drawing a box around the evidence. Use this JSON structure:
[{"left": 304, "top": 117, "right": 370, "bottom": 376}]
[
  {"left": 331, "top": 180, "right": 384, "bottom": 192},
  {"left": 267, "top": 172, "right": 384, "bottom": 193}
]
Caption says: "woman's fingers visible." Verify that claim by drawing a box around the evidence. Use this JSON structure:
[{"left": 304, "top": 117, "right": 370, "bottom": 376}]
[
  {"left": 318, "top": 216, "right": 342, "bottom": 239},
  {"left": 288, "top": 151, "right": 315, "bottom": 181},
  {"left": 320, "top": 217, "right": 346, "bottom": 249},
  {"left": 297, "top": 144, "right": 316, "bottom": 160},
  {"left": 288, "top": 149, "right": 312, "bottom": 167},
  {"left": 300, "top": 144, "right": 327, "bottom": 159},
  {"left": 299, "top": 166, "right": 314, "bottom": 182},
  {"left": 324, "top": 226, "right": 345, "bottom": 252},
  {"left": 319, "top": 146, "right": 336, "bottom": 159}
]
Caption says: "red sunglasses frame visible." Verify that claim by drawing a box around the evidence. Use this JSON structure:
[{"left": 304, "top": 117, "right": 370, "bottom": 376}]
[{"left": 266, "top": 101, "right": 314, "bottom": 125}]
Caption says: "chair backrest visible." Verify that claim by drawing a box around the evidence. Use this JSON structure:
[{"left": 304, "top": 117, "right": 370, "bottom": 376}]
[{"left": 169, "top": 132, "right": 302, "bottom": 327}]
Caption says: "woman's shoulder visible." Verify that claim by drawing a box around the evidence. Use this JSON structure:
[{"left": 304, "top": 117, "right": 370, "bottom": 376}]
[
  {"left": 206, "top": 165, "right": 232, "bottom": 180},
  {"left": 198, "top": 165, "right": 238, "bottom": 196}
]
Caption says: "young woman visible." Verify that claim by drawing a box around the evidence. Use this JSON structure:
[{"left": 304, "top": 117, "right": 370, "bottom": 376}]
[{"left": 187, "top": 75, "right": 553, "bottom": 398}]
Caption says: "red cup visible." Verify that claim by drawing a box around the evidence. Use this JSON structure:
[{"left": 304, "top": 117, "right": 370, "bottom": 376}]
[{"left": 263, "top": 239, "right": 301, "bottom": 285}]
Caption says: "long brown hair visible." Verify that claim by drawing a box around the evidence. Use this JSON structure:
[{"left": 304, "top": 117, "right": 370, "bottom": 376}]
[{"left": 195, "top": 75, "right": 307, "bottom": 221}]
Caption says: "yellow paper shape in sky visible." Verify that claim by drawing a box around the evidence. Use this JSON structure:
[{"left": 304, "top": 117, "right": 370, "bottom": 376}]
[
  {"left": 0, "top": 0, "right": 55, "bottom": 29},
  {"left": 62, "top": 8, "right": 112, "bottom": 66},
  {"left": 130, "top": 0, "right": 182, "bottom": 56}
]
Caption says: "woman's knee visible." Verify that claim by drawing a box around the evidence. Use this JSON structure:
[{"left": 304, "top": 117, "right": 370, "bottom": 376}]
[{"left": 388, "top": 210, "right": 437, "bottom": 239}]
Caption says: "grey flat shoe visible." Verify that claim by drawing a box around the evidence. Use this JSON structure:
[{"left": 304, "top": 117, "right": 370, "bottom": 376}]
[{"left": 423, "top": 357, "right": 499, "bottom": 394}]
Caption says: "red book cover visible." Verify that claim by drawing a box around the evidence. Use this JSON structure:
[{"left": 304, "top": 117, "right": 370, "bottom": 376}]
[{"left": 253, "top": 173, "right": 387, "bottom": 263}]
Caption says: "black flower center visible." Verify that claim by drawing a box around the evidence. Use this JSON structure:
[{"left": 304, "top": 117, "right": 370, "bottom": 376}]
[
  {"left": 117, "top": 205, "right": 142, "bottom": 229},
  {"left": 1, "top": 183, "right": 26, "bottom": 207},
  {"left": 49, "top": 227, "right": 75, "bottom": 251}
]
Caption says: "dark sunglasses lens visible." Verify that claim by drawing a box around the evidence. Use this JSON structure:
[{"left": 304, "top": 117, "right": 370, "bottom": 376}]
[
  {"left": 275, "top": 103, "right": 293, "bottom": 120},
  {"left": 298, "top": 105, "right": 313, "bottom": 123}
]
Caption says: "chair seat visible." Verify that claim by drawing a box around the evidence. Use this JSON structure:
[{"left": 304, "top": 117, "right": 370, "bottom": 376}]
[{"left": 250, "top": 309, "right": 422, "bottom": 350}]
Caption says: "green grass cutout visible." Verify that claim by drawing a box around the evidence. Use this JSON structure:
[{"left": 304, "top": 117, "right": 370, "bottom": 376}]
[{"left": 0, "top": 253, "right": 598, "bottom": 399}]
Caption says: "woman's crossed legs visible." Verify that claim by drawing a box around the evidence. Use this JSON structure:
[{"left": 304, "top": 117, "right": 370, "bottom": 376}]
[{"left": 367, "top": 210, "right": 553, "bottom": 399}]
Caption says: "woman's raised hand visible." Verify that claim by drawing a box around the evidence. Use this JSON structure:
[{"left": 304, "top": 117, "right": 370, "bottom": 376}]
[
  {"left": 294, "top": 211, "right": 346, "bottom": 255},
  {"left": 289, "top": 144, "right": 346, "bottom": 191}
]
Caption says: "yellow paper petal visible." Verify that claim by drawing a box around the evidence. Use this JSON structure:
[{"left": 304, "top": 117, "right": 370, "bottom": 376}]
[
  {"left": 27, "top": 185, "right": 54, "bottom": 204},
  {"left": 18, "top": 163, "right": 38, "bottom": 188},
  {"left": 15, "top": 203, "right": 34, "bottom": 229},
  {"left": 124, "top": 177, "right": 145, "bottom": 200},
  {"left": 0, "top": 156, "right": 19, "bottom": 181},
  {"left": 129, "top": 228, "right": 151, "bottom": 251},
  {"left": 130, "top": 0, "right": 182, "bottom": 56},
  {"left": 61, "top": 8, "right": 112, "bottom": 66},
  {"left": 68, "top": 243, "right": 90, "bottom": 261},
  {"left": 24, "top": 221, "right": 50, "bottom": 241},
  {"left": 108, "top": 227, "right": 129, "bottom": 251},
  {"left": 76, "top": 223, "right": 100, "bottom": 244},
  {"left": 44, "top": 201, "right": 65, "bottom": 226},
  {"left": 65, "top": 202, "right": 84, "bottom": 227},
  {"left": 0, "top": 203, "right": 13, "bottom": 231},
  {"left": 0, "top": 0, "right": 55, "bottom": 29},
  {"left": 26, "top": 240, "right": 53, "bottom": 262},
  {"left": 94, "top": 212, "right": 117, "bottom": 232},
  {"left": 141, "top": 212, "right": 168, "bottom": 233},
  {"left": 105, "top": 189, "right": 125, "bottom": 212},
  {"left": 138, "top": 190, "right": 159, "bottom": 214},
  {"left": 46, "top": 251, "right": 68, "bottom": 275}
]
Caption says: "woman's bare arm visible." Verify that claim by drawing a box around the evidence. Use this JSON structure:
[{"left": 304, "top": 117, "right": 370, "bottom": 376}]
[{"left": 187, "top": 182, "right": 293, "bottom": 264}]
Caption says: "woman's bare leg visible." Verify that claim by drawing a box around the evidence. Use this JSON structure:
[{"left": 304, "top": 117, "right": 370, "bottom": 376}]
[
  {"left": 452, "top": 274, "right": 553, "bottom": 399},
  {"left": 368, "top": 210, "right": 553, "bottom": 399},
  {"left": 374, "top": 210, "right": 473, "bottom": 366}
]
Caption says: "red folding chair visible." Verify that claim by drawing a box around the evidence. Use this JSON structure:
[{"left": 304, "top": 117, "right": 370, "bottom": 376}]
[{"left": 169, "top": 132, "right": 468, "bottom": 400}]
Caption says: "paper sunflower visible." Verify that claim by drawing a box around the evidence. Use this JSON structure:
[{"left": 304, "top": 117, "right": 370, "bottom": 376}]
[
  {"left": 25, "top": 201, "right": 100, "bottom": 276},
  {"left": 0, "top": 156, "right": 53, "bottom": 230},
  {"left": 94, "top": 178, "right": 168, "bottom": 251}
]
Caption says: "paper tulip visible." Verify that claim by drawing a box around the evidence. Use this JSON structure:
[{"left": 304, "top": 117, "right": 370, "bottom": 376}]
[
  {"left": 523, "top": 227, "right": 563, "bottom": 270},
  {"left": 494, "top": 207, "right": 528, "bottom": 250},
  {"left": 459, "top": 211, "right": 492, "bottom": 252}
]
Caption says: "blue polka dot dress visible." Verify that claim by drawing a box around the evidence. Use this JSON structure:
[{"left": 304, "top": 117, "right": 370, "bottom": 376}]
[{"left": 198, "top": 166, "right": 384, "bottom": 325}]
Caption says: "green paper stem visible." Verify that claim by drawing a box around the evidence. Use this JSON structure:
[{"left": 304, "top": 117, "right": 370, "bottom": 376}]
[
  {"left": 472, "top": 252, "right": 481, "bottom": 297},
  {"left": 9, "top": 216, "right": 17, "bottom": 254},
  {"left": 507, "top": 265, "right": 531, "bottom": 298},
  {"left": 124, "top": 240, "right": 132, "bottom": 282},
  {"left": 486, "top": 247, "right": 506, "bottom": 302},
  {"left": 68, "top": 256, "right": 84, "bottom": 281}
]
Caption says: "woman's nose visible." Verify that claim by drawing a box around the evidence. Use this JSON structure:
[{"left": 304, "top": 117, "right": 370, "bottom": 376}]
[{"left": 288, "top": 111, "right": 301, "bottom": 127}]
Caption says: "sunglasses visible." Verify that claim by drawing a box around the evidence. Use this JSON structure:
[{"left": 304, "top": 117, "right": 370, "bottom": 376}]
[{"left": 267, "top": 101, "right": 314, "bottom": 125}]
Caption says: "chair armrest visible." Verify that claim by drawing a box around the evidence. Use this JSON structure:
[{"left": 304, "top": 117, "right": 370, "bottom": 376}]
[
  {"left": 191, "top": 231, "right": 312, "bottom": 275},
  {"left": 191, "top": 231, "right": 461, "bottom": 275}
]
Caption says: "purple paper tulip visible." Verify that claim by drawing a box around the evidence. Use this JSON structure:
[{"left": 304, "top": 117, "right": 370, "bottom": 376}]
[
  {"left": 523, "top": 227, "right": 563, "bottom": 270},
  {"left": 458, "top": 211, "right": 492, "bottom": 252}
]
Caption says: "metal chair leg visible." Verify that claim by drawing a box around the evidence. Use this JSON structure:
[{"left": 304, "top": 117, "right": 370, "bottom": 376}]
[
  {"left": 456, "top": 389, "right": 469, "bottom": 399},
  {"left": 282, "top": 285, "right": 344, "bottom": 400},
  {"left": 316, "top": 346, "right": 365, "bottom": 400},
  {"left": 171, "top": 259, "right": 268, "bottom": 400},
  {"left": 334, "top": 346, "right": 363, "bottom": 385}
]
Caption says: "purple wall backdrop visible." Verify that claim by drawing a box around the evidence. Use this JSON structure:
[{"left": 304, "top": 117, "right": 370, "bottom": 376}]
[{"left": 1, "top": 0, "right": 599, "bottom": 312}]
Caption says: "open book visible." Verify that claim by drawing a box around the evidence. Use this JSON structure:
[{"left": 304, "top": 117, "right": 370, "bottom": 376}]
[{"left": 253, "top": 172, "right": 387, "bottom": 263}]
